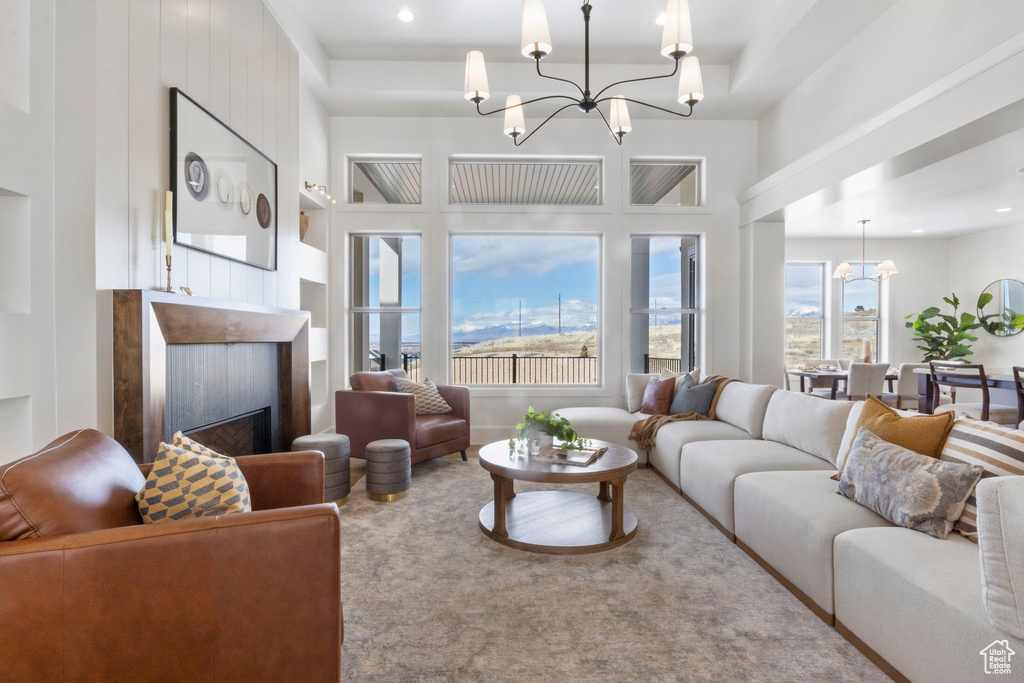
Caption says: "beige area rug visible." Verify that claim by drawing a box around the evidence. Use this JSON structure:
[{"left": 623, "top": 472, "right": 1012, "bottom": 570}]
[{"left": 338, "top": 458, "right": 888, "bottom": 682}]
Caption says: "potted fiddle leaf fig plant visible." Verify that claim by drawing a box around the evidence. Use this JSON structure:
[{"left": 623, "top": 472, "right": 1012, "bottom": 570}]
[
  {"left": 904, "top": 293, "right": 981, "bottom": 362},
  {"left": 508, "top": 407, "right": 589, "bottom": 456}
]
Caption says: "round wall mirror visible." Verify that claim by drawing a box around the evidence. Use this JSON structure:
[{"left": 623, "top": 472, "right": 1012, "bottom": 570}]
[{"left": 978, "top": 279, "right": 1024, "bottom": 337}]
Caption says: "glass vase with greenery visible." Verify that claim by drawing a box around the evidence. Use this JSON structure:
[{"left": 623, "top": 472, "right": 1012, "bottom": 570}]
[
  {"left": 508, "top": 407, "right": 590, "bottom": 456},
  {"left": 904, "top": 293, "right": 981, "bottom": 362}
]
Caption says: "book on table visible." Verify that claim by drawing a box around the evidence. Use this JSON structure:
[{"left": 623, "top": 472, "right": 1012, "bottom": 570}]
[{"left": 533, "top": 445, "right": 608, "bottom": 467}]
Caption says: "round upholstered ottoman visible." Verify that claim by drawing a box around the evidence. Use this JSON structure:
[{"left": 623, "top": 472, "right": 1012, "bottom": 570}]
[
  {"left": 365, "top": 439, "right": 411, "bottom": 502},
  {"left": 291, "top": 434, "right": 351, "bottom": 504}
]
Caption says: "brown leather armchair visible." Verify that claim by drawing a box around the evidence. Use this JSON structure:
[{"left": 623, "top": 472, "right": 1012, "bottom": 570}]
[
  {"left": 0, "top": 429, "right": 342, "bottom": 682},
  {"left": 336, "top": 369, "right": 471, "bottom": 464}
]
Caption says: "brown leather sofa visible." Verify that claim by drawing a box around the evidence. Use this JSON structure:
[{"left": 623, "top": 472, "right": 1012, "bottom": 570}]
[
  {"left": 336, "top": 369, "right": 471, "bottom": 464},
  {"left": 0, "top": 429, "right": 342, "bottom": 682}
]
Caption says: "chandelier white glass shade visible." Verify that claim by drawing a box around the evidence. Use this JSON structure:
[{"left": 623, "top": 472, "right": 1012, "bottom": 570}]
[
  {"left": 832, "top": 220, "right": 899, "bottom": 283},
  {"left": 463, "top": 51, "right": 490, "bottom": 102},
  {"left": 521, "top": 0, "right": 553, "bottom": 58},
  {"left": 463, "top": 0, "right": 703, "bottom": 146}
]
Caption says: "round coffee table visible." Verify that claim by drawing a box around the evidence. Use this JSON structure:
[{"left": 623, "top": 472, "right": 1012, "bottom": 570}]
[{"left": 477, "top": 440, "right": 638, "bottom": 555}]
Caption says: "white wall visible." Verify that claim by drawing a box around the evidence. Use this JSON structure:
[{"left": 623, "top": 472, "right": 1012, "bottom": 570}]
[
  {"left": 90, "top": 0, "right": 304, "bottom": 434},
  {"left": 329, "top": 115, "right": 760, "bottom": 442},
  {"left": 300, "top": 84, "right": 331, "bottom": 184},
  {"left": 948, "top": 223, "right": 1024, "bottom": 370},
  {"left": 785, "top": 237, "right": 950, "bottom": 365}
]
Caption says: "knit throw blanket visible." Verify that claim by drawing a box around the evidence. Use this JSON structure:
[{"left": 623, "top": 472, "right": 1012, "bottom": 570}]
[{"left": 628, "top": 375, "right": 737, "bottom": 451}]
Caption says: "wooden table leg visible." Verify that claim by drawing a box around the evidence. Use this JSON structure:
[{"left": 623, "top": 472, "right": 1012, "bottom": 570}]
[
  {"left": 504, "top": 479, "right": 516, "bottom": 499},
  {"left": 609, "top": 477, "right": 626, "bottom": 541},
  {"left": 491, "top": 473, "right": 509, "bottom": 538},
  {"left": 830, "top": 377, "right": 838, "bottom": 400},
  {"left": 800, "top": 376, "right": 806, "bottom": 393},
  {"left": 597, "top": 481, "right": 611, "bottom": 502}
]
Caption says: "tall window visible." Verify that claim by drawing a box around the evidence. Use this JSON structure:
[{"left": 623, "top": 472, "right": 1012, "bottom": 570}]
[
  {"left": 629, "top": 236, "right": 700, "bottom": 373},
  {"left": 842, "top": 274, "right": 881, "bottom": 360},
  {"left": 784, "top": 263, "right": 825, "bottom": 368},
  {"left": 450, "top": 235, "right": 600, "bottom": 384},
  {"left": 351, "top": 235, "right": 421, "bottom": 379}
]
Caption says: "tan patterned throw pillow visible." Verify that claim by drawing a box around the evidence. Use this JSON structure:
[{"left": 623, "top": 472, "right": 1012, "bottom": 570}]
[
  {"left": 136, "top": 436, "right": 251, "bottom": 524},
  {"left": 395, "top": 377, "right": 453, "bottom": 415},
  {"left": 939, "top": 419, "right": 1024, "bottom": 542}
]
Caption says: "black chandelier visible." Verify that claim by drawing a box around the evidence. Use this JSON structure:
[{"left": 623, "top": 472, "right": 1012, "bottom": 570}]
[{"left": 463, "top": 0, "right": 704, "bottom": 146}]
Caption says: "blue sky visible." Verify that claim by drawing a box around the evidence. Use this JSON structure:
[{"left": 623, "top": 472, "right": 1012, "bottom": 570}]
[
  {"left": 786, "top": 263, "right": 879, "bottom": 317},
  {"left": 451, "top": 236, "right": 599, "bottom": 333}
]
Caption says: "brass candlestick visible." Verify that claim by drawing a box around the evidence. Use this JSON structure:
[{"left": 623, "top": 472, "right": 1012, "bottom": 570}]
[{"left": 165, "top": 254, "right": 173, "bottom": 293}]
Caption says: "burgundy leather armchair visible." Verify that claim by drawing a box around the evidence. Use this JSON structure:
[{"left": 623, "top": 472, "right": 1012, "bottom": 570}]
[
  {"left": 336, "top": 369, "right": 471, "bottom": 464},
  {"left": 0, "top": 429, "right": 342, "bottom": 682}
]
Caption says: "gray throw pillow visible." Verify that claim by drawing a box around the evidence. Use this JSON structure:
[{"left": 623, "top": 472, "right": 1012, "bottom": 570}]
[
  {"left": 838, "top": 427, "right": 984, "bottom": 539},
  {"left": 670, "top": 377, "right": 717, "bottom": 416}
]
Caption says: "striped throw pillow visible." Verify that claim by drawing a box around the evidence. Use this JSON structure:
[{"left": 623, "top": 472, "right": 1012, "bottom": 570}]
[
  {"left": 395, "top": 378, "right": 453, "bottom": 415},
  {"left": 939, "top": 419, "right": 1024, "bottom": 542}
]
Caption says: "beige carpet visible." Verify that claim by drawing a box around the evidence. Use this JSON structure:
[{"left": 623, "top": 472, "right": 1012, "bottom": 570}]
[{"left": 338, "top": 458, "right": 888, "bottom": 682}]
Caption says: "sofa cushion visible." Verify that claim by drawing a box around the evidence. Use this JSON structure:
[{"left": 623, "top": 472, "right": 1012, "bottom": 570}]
[
  {"left": 734, "top": 471, "right": 892, "bottom": 615},
  {"left": 646, "top": 420, "right": 754, "bottom": 488},
  {"left": 415, "top": 415, "right": 467, "bottom": 448},
  {"left": 762, "top": 390, "right": 854, "bottom": 464},
  {"left": 640, "top": 376, "right": 675, "bottom": 415},
  {"left": 350, "top": 368, "right": 408, "bottom": 392},
  {"left": 940, "top": 418, "right": 1024, "bottom": 542},
  {"left": 552, "top": 408, "right": 646, "bottom": 462},
  {"left": 625, "top": 373, "right": 657, "bottom": 413},
  {"left": 396, "top": 377, "right": 453, "bottom": 415},
  {"left": 834, "top": 527, "right": 1023, "bottom": 683},
  {"left": 0, "top": 430, "right": 146, "bottom": 541},
  {"left": 839, "top": 428, "right": 983, "bottom": 539},
  {"left": 714, "top": 383, "right": 777, "bottom": 438},
  {"left": 136, "top": 441, "right": 251, "bottom": 523},
  {"left": 977, "top": 476, "right": 1024, "bottom": 639},
  {"left": 678, "top": 440, "right": 834, "bottom": 533},
  {"left": 835, "top": 397, "right": 953, "bottom": 476},
  {"left": 670, "top": 377, "right": 717, "bottom": 417}
]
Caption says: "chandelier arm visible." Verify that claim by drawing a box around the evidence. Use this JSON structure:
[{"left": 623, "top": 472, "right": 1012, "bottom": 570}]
[
  {"left": 592, "top": 58, "right": 680, "bottom": 101},
  {"left": 511, "top": 103, "right": 581, "bottom": 147},
  {"left": 594, "top": 105, "right": 623, "bottom": 146},
  {"left": 595, "top": 96, "right": 694, "bottom": 118},
  {"left": 535, "top": 59, "right": 586, "bottom": 98},
  {"left": 475, "top": 95, "right": 580, "bottom": 117}
]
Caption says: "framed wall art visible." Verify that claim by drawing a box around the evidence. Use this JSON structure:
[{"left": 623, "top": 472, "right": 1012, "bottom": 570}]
[{"left": 170, "top": 87, "right": 278, "bottom": 270}]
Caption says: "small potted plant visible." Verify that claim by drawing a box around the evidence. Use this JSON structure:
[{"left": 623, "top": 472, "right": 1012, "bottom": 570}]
[{"left": 509, "top": 407, "right": 589, "bottom": 456}]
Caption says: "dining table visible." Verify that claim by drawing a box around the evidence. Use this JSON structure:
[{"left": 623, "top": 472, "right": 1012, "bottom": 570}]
[
  {"left": 913, "top": 367, "right": 1021, "bottom": 414},
  {"left": 789, "top": 368, "right": 897, "bottom": 400}
]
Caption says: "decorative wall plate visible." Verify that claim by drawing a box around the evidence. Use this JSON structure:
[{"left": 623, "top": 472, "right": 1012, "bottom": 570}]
[
  {"left": 238, "top": 182, "right": 253, "bottom": 215},
  {"left": 184, "top": 152, "right": 210, "bottom": 200},
  {"left": 256, "top": 193, "right": 272, "bottom": 229},
  {"left": 215, "top": 174, "right": 233, "bottom": 204}
]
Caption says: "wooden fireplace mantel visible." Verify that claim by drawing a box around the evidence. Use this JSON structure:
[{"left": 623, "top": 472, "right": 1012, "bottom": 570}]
[{"left": 113, "top": 290, "right": 311, "bottom": 463}]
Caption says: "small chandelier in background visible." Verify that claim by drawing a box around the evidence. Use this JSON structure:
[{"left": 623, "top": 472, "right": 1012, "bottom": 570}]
[
  {"left": 832, "top": 220, "right": 899, "bottom": 282},
  {"left": 463, "top": 0, "right": 704, "bottom": 146}
]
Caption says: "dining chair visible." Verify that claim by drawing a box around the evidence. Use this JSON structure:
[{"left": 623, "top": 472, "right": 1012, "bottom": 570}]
[
  {"left": 879, "top": 363, "right": 954, "bottom": 410},
  {"left": 930, "top": 362, "right": 1018, "bottom": 424},
  {"left": 800, "top": 358, "right": 842, "bottom": 393},
  {"left": 1013, "top": 366, "right": 1024, "bottom": 427},
  {"left": 808, "top": 363, "right": 887, "bottom": 400}
]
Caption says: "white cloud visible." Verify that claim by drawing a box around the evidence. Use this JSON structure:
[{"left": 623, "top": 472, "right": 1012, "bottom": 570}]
[
  {"left": 454, "top": 299, "right": 597, "bottom": 333},
  {"left": 452, "top": 237, "right": 598, "bottom": 278}
]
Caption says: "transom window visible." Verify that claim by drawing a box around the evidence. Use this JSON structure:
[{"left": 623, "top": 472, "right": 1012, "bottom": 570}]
[
  {"left": 450, "top": 235, "right": 600, "bottom": 384},
  {"left": 348, "top": 156, "right": 422, "bottom": 205},
  {"left": 629, "top": 159, "right": 701, "bottom": 206},
  {"left": 629, "top": 235, "right": 700, "bottom": 373},
  {"left": 448, "top": 157, "right": 602, "bottom": 206}
]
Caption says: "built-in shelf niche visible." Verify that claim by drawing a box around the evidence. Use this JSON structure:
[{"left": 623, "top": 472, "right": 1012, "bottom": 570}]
[
  {"left": 0, "top": 395, "right": 32, "bottom": 464},
  {"left": 0, "top": 0, "right": 30, "bottom": 112},
  {"left": 299, "top": 189, "right": 329, "bottom": 253},
  {"left": 0, "top": 193, "right": 31, "bottom": 314},
  {"left": 310, "top": 359, "right": 328, "bottom": 405},
  {"left": 299, "top": 278, "right": 327, "bottom": 329},
  {"left": 298, "top": 186, "right": 331, "bottom": 433}
]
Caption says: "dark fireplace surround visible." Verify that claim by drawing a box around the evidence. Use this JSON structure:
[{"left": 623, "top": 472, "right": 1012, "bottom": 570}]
[{"left": 113, "top": 290, "right": 311, "bottom": 463}]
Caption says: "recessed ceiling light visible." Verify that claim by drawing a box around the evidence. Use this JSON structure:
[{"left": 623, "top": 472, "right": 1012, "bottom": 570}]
[
  {"left": 655, "top": 13, "right": 667, "bottom": 26},
  {"left": 396, "top": 8, "right": 414, "bottom": 22},
  {"left": 912, "top": 229, "right": 925, "bottom": 234},
  {"left": 996, "top": 207, "right": 1014, "bottom": 213}
]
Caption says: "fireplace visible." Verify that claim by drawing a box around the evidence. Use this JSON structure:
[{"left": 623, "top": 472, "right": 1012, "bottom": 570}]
[
  {"left": 113, "top": 290, "right": 311, "bottom": 463},
  {"left": 184, "top": 408, "right": 271, "bottom": 458}
]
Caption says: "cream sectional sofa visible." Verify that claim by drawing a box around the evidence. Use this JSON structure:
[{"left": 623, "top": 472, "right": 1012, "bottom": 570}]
[{"left": 554, "top": 377, "right": 1024, "bottom": 683}]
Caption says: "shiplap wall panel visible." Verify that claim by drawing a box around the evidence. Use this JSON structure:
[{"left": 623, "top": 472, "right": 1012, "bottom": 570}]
[{"left": 96, "top": 0, "right": 298, "bottom": 302}]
